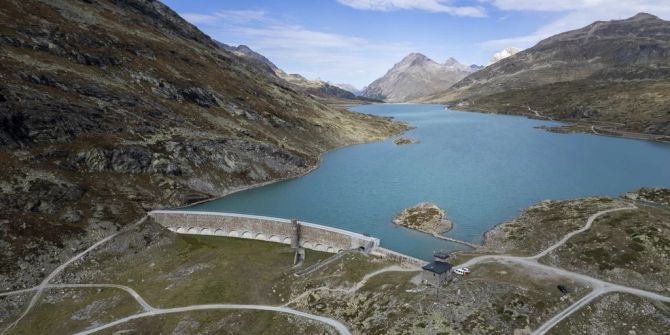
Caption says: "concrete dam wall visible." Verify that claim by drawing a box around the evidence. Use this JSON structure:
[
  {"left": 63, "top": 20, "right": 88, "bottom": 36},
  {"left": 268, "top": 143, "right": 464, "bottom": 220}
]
[{"left": 149, "top": 210, "right": 380, "bottom": 254}]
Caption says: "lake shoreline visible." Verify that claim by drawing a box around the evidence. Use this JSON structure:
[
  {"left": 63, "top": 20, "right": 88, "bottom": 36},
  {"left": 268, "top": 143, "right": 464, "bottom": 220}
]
[
  {"left": 180, "top": 103, "right": 670, "bottom": 260},
  {"left": 176, "top": 116, "right": 411, "bottom": 210},
  {"left": 447, "top": 104, "right": 670, "bottom": 144}
]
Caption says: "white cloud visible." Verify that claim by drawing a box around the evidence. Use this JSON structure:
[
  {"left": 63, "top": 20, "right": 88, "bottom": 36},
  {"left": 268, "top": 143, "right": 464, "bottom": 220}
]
[
  {"left": 179, "top": 10, "right": 415, "bottom": 87},
  {"left": 480, "top": 0, "right": 670, "bottom": 50},
  {"left": 489, "top": 0, "right": 597, "bottom": 11},
  {"left": 181, "top": 10, "right": 266, "bottom": 25},
  {"left": 337, "top": 0, "right": 486, "bottom": 17}
]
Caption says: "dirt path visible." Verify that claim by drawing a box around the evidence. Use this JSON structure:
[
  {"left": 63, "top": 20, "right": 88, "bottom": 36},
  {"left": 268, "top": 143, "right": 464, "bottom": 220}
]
[
  {"left": 50, "top": 284, "right": 153, "bottom": 312},
  {"left": 0, "top": 217, "right": 148, "bottom": 335},
  {"left": 284, "top": 265, "right": 419, "bottom": 307},
  {"left": 530, "top": 206, "right": 636, "bottom": 260},
  {"left": 531, "top": 287, "right": 604, "bottom": 335},
  {"left": 1, "top": 216, "right": 405, "bottom": 335},
  {"left": 73, "top": 265, "right": 418, "bottom": 335},
  {"left": 72, "top": 304, "right": 352, "bottom": 335},
  {"left": 6, "top": 205, "right": 661, "bottom": 335}
]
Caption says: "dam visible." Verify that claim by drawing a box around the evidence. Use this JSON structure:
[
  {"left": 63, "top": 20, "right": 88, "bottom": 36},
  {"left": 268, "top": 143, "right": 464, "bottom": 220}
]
[
  {"left": 149, "top": 210, "right": 381, "bottom": 254},
  {"left": 149, "top": 210, "right": 427, "bottom": 268}
]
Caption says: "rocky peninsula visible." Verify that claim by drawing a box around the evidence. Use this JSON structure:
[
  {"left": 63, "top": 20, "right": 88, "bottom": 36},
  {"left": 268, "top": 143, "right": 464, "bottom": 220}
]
[{"left": 393, "top": 202, "right": 452, "bottom": 234}]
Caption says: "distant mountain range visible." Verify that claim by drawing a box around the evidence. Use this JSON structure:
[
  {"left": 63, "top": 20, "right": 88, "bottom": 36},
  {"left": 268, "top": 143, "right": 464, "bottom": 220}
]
[
  {"left": 219, "top": 43, "right": 371, "bottom": 102},
  {"left": 361, "top": 53, "right": 481, "bottom": 102},
  {"left": 422, "top": 13, "right": 670, "bottom": 136},
  {"left": 333, "top": 83, "right": 362, "bottom": 96}
]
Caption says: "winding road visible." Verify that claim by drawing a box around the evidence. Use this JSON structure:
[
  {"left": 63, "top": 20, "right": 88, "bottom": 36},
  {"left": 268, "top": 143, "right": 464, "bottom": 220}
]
[
  {"left": 284, "top": 265, "right": 418, "bottom": 308},
  {"left": 73, "top": 265, "right": 417, "bottom": 335},
  {"left": 1, "top": 217, "right": 147, "bottom": 335},
  {"left": 458, "top": 205, "right": 670, "bottom": 334},
  {"left": 73, "top": 304, "right": 352, "bottom": 335},
  {"left": 3, "top": 204, "right": 668, "bottom": 335},
  {"left": 0, "top": 216, "right": 413, "bottom": 335}
]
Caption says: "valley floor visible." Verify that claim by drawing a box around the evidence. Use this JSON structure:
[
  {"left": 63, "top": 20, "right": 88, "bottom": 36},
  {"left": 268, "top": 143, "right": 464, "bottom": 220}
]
[{"left": 1, "top": 189, "right": 669, "bottom": 335}]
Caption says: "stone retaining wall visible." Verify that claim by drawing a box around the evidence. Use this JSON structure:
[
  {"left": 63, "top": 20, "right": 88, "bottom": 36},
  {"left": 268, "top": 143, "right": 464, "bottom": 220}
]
[{"left": 371, "top": 247, "right": 428, "bottom": 268}]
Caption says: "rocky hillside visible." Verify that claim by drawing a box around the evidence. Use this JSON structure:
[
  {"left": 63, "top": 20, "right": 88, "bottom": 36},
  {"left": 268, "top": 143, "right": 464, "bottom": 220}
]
[
  {"left": 220, "top": 43, "right": 371, "bottom": 103},
  {"left": 361, "top": 53, "right": 478, "bottom": 102},
  {"left": 423, "top": 13, "right": 670, "bottom": 135},
  {"left": 0, "top": 0, "right": 406, "bottom": 289}
]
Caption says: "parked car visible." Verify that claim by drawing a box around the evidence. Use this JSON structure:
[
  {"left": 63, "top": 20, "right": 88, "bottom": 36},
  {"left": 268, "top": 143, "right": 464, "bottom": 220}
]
[
  {"left": 557, "top": 285, "right": 568, "bottom": 294},
  {"left": 454, "top": 267, "right": 471, "bottom": 275}
]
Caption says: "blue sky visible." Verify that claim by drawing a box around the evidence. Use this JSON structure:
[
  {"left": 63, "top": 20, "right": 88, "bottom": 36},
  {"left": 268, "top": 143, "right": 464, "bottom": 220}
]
[{"left": 164, "top": 0, "right": 670, "bottom": 88}]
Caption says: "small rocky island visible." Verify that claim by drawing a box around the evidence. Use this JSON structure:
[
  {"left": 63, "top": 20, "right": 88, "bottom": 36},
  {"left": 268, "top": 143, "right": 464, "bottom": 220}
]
[
  {"left": 394, "top": 137, "right": 419, "bottom": 145},
  {"left": 393, "top": 202, "right": 452, "bottom": 234}
]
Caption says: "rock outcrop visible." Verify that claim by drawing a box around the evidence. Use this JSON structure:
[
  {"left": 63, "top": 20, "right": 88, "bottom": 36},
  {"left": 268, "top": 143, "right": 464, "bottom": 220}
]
[
  {"left": 393, "top": 203, "right": 452, "bottom": 234},
  {"left": 623, "top": 188, "right": 670, "bottom": 206},
  {"left": 394, "top": 137, "right": 419, "bottom": 145}
]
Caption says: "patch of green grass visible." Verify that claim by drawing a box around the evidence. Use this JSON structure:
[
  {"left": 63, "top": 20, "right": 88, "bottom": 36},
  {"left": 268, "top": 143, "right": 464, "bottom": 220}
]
[
  {"left": 73, "top": 232, "right": 331, "bottom": 308},
  {"left": 11, "top": 288, "right": 141, "bottom": 335},
  {"left": 300, "top": 253, "right": 393, "bottom": 289},
  {"left": 360, "top": 271, "right": 418, "bottom": 295}
]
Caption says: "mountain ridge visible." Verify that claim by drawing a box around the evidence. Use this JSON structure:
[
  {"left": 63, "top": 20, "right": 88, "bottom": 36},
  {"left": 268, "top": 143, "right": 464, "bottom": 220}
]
[
  {"left": 422, "top": 13, "right": 670, "bottom": 136},
  {"left": 361, "top": 53, "right": 478, "bottom": 102},
  {"left": 219, "top": 42, "right": 372, "bottom": 103},
  {"left": 0, "top": 0, "right": 406, "bottom": 289}
]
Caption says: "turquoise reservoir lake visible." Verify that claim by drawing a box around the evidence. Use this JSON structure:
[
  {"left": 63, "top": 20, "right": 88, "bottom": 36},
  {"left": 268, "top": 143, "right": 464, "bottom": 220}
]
[{"left": 188, "top": 104, "right": 670, "bottom": 259}]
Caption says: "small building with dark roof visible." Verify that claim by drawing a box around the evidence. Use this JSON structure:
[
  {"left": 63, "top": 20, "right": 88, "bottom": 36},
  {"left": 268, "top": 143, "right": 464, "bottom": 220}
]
[{"left": 421, "top": 252, "right": 453, "bottom": 286}]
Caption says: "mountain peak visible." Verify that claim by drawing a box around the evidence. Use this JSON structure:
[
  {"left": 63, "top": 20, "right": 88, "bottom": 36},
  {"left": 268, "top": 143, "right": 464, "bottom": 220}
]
[
  {"left": 629, "top": 12, "right": 660, "bottom": 21},
  {"left": 362, "top": 53, "right": 478, "bottom": 102},
  {"left": 235, "top": 44, "right": 253, "bottom": 53},
  {"left": 399, "top": 52, "right": 431, "bottom": 65},
  {"left": 444, "top": 57, "right": 460, "bottom": 66}
]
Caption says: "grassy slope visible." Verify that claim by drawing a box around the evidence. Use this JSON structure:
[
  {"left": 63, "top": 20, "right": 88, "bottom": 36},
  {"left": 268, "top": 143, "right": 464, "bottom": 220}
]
[
  {"left": 7, "top": 191, "right": 669, "bottom": 334},
  {"left": 10, "top": 288, "right": 141, "bottom": 335},
  {"left": 540, "top": 206, "right": 670, "bottom": 293},
  {"left": 420, "top": 14, "right": 670, "bottom": 136},
  {"left": 57, "top": 221, "right": 332, "bottom": 307},
  {"left": 447, "top": 79, "right": 670, "bottom": 135}
]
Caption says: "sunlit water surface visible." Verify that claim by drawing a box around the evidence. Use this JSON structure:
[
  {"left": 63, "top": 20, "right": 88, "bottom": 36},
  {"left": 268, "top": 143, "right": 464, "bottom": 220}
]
[{"left": 187, "top": 104, "right": 670, "bottom": 259}]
